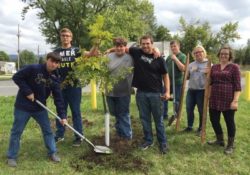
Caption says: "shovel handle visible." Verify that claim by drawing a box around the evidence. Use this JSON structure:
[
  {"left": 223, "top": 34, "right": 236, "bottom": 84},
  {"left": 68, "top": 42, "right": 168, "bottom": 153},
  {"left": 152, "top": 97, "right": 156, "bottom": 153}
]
[{"left": 35, "top": 100, "right": 95, "bottom": 148}]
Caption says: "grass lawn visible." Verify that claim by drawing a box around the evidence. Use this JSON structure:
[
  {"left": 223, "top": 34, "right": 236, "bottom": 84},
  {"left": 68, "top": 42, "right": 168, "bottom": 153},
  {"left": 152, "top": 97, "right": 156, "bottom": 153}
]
[{"left": 0, "top": 94, "right": 249, "bottom": 175}]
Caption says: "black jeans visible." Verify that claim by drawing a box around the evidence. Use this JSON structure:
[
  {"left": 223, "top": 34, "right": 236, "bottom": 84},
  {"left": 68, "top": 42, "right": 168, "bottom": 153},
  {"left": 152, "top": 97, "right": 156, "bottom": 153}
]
[{"left": 209, "top": 108, "right": 236, "bottom": 138}]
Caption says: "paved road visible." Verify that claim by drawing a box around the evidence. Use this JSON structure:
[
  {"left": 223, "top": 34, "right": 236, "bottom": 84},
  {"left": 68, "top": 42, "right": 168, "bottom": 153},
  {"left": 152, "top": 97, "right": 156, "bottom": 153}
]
[
  {"left": 0, "top": 80, "right": 92, "bottom": 96},
  {"left": 0, "top": 78, "right": 246, "bottom": 96}
]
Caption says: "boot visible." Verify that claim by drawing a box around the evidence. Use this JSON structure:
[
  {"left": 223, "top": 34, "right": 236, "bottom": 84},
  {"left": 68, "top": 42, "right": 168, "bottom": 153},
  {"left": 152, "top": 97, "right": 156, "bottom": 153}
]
[
  {"left": 207, "top": 134, "right": 225, "bottom": 147},
  {"left": 224, "top": 137, "right": 235, "bottom": 155}
]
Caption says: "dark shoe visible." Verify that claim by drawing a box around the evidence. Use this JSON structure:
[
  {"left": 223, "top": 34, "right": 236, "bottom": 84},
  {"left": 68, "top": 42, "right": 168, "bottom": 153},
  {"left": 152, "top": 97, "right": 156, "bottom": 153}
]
[
  {"left": 72, "top": 138, "right": 82, "bottom": 147},
  {"left": 224, "top": 137, "right": 235, "bottom": 155},
  {"left": 182, "top": 127, "right": 193, "bottom": 132},
  {"left": 168, "top": 114, "right": 177, "bottom": 126},
  {"left": 55, "top": 136, "right": 64, "bottom": 143},
  {"left": 195, "top": 128, "right": 202, "bottom": 137},
  {"left": 49, "top": 153, "right": 60, "bottom": 163},
  {"left": 7, "top": 159, "right": 17, "bottom": 167},
  {"left": 207, "top": 134, "right": 225, "bottom": 147},
  {"left": 139, "top": 142, "right": 153, "bottom": 150},
  {"left": 159, "top": 144, "right": 169, "bottom": 154}
]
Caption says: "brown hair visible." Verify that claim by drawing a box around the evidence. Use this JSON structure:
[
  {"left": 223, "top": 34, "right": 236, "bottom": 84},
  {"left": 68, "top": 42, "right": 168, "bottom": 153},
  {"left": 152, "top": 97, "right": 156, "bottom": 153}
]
[
  {"left": 217, "top": 45, "right": 234, "bottom": 61},
  {"left": 113, "top": 37, "right": 127, "bottom": 46},
  {"left": 46, "top": 52, "right": 61, "bottom": 62},
  {"left": 170, "top": 40, "right": 180, "bottom": 46},
  {"left": 140, "top": 35, "right": 154, "bottom": 44},
  {"left": 60, "top": 28, "right": 73, "bottom": 37}
]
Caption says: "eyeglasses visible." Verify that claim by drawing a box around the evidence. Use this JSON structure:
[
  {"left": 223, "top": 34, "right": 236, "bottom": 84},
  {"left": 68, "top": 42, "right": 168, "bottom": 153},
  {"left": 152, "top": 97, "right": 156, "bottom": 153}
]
[
  {"left": 60, "top": 34, "right": 71, "bottom": 37},
  {"left": 220, "top": 53, "right": 229, "bottom": 56},
  {"left": 194, "top": 51, "right": 203, "bottom": 55}
]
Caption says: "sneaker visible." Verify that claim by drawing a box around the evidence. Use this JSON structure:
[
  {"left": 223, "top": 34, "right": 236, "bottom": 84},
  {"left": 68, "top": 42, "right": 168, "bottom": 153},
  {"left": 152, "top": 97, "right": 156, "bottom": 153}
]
[
  {"left": 49, "top": 153, "right": 60, "bottom": 163},
  {"left": 139, "top": 142, "right": 153, "bottom": 150},
  {"left": 55, "top": 136, "right": 64, "bottom": 143},
  {"left": 182, "top": 127, "right": 193, "bottom": 132},
  {"left": 7, "top": 159, "right": 17, "bottom": 167},
  {"left": 159, "top": 144, "right": 169, "bottom": 154},
  {"left": 72, "top": 138, "right": 82, "bottom": 147}
]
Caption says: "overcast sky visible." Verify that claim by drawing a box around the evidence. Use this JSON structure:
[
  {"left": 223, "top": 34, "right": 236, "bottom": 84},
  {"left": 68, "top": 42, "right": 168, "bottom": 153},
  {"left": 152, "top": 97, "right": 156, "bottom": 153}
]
[{"left": 1, "top": 0, "right": 250, "bottom": 54}]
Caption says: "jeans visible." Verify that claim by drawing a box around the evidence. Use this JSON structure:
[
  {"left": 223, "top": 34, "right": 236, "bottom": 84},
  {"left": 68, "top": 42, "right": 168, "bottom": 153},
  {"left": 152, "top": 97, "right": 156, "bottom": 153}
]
[
  {"left": 209, "top": 109, "right": 236, "bottom": 137},
  {"left": 7, "top": 108, "right": 56, "bottom": 159},
  {"left": 136, "top": 90, "right": 167, "bottom": 144},
  {"left": 186, "top": 89, "right": 205, "bottom": 129},
  {"left": 56, "top": 87, "right": 83, "bottom": 139},
  {"left": 106, "top": 95, "right": 132, "bottom": 139},
  {"left": 162, "top": 84, "right": 182, "bottom": 117}
]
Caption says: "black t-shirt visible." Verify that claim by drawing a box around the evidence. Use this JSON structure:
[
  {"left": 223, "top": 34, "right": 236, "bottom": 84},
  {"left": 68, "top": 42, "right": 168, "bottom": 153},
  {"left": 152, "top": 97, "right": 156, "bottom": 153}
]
[
  {"left": 54, "top": 47, "right": 81, "bottom": 82},
  {"left": 129, "top": 47, "right": 168, "bottom": 92}
]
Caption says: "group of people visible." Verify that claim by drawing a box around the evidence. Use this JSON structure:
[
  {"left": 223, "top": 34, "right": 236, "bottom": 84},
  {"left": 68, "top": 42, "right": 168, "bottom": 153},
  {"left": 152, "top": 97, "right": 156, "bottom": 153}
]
[
  {"left": 106, "top": 36, "right": 241, "bottom": 156},
  {"left": 6, "top": 27, "right": 241, "bottom": 167}
]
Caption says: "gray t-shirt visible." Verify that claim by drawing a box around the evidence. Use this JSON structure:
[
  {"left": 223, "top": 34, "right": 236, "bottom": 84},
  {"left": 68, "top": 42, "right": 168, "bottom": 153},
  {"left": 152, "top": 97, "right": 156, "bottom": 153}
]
[
  {"left": 188, "top": 59, "right": 208, "bottom": 90},
  {"left": 106, "top": 52, "right": 134, "bottom": 97}
]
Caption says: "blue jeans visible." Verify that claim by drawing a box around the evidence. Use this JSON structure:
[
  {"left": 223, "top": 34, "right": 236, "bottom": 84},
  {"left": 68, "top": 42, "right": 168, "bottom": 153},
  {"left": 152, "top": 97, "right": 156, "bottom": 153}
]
[
  {"left": 106, "top": 95, "right": 132, "bottom": 139},
  {"left": 56, "top": 87, "right": 83, "bottom": 139},
  {"left": 162, "top": 85, "right": 182, "bottom": 118},
  {"left": 7, "top": 108, "right": 56, "bottom": 159},
  {"left": 136, "top": 91, "right": 167, "bottom": 144},
  {"left": 186, "top": 89, "right": 205, "bottom": 129}
]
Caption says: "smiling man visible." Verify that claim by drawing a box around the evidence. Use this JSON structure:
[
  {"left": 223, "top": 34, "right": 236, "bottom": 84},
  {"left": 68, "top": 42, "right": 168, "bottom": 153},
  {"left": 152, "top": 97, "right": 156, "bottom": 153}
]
[{"left": 128, "top": 35, "right": 170, "bottom": 154}]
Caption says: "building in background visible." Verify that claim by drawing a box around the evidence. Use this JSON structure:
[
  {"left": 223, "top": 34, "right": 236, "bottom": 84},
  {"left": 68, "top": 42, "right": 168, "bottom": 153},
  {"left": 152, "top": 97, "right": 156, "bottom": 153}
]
[{"left": 0, "top": 61, "right": 17, "bottom": 74}]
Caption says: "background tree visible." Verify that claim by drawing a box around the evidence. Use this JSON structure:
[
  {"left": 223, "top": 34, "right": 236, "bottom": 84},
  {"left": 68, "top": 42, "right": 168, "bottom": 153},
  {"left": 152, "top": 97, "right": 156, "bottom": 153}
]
[
  {"left": 0, "top": 51, "right": 10, "bottom": 61},
  {"left": 234, "top": 47, "right": 245, "bottom": 65},
  {"left": 22, "top": 0, "right": 156, "bottom": 49},
  {"left": 38, "top": 56, "right": 46, "bottom": 64},
  {"left": 19, "top": 50, "right": 37, "bottom": 68},
  {"left": 176, "top": 17, "right": 240, "bottom": 63},
  {"left": 244, "top": 40, "right": 250, "bottom": 65},
  {"left": 154, "top": 25, "right": 172, "bottom": 41},
  {"left": 216, "top": 22, "right": 241, "bottom": 46}
]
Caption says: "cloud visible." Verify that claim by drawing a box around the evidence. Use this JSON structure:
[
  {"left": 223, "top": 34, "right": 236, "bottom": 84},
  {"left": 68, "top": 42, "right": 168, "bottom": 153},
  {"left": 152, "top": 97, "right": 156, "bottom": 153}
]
[
  {"left": 0, "top": 0, "right": 52, "bottom": 55},
  {"left": 0, "top": 0, "right": 249, "bottom": 54},
  {"left": 151, "top": 0, "right": 250, "bottom": 47}
]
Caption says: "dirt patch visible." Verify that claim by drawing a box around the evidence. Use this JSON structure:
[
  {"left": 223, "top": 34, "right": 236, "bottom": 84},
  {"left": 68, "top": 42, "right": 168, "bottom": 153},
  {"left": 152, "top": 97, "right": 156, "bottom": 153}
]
[{"left": 70, "top": 119, "right": 153, "bottom": 174}]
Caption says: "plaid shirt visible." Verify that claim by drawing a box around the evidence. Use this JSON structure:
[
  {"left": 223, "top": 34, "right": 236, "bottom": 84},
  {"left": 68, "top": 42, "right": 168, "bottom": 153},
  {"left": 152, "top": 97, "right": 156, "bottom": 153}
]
[{"left": 209, "top": 63, "right": 241, "bottom": 111}]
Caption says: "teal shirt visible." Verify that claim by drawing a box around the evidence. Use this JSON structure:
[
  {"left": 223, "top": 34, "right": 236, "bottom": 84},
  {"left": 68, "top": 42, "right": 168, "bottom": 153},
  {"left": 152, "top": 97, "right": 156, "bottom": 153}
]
[{"left": 166, "top": 52, "right": 186, "bottom": 85}]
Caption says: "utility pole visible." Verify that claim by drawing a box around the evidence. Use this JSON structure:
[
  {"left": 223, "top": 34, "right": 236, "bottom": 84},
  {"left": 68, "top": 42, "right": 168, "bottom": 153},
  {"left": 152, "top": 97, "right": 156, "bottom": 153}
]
[
  {"left": 17, "top": 24, "right": 21, "bottom": 70},
  {"left": 37, "top": 45, "right": 40, "bottom": 63}
]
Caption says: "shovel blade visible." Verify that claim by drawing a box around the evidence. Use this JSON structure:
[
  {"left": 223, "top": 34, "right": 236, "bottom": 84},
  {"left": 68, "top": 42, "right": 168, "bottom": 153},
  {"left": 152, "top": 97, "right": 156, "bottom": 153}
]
[{"left": 94, "top": 146, "right": 113, "bottom": 154}]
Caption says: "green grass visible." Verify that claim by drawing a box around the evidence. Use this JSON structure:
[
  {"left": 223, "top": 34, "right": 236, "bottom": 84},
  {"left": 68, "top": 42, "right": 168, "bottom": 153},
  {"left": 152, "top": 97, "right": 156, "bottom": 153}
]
[
  {"left": 0, "top": 74, "right": 12, "bottom": 80},
  {"left": 0, "top": 94, "right": 249, "bottom": 175}
]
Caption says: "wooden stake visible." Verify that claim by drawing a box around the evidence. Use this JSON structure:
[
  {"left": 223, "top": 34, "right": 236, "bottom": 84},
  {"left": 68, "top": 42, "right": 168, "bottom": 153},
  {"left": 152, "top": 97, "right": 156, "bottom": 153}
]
[
  {"left": 201, "top": 60, "right": 212, "bottom": 144},
  {"left": 175, "top": 54, "right": 190, "bottom": 131}
]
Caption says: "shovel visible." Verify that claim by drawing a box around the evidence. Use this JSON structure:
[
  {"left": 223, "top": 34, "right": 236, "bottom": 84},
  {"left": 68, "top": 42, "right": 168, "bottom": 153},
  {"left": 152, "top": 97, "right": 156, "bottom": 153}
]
[
  {"left": 168, "top": 59, "right": 177, "bottom": 126},
  {"left": 35, "top": 99, "right": 112, "bottom": 154}
]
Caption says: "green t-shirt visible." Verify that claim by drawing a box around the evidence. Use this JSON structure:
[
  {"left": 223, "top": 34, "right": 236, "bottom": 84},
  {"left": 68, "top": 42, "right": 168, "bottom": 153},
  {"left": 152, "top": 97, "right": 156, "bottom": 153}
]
[{"left": 166, "top": 52, "right": 186, "bottom": 85}]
